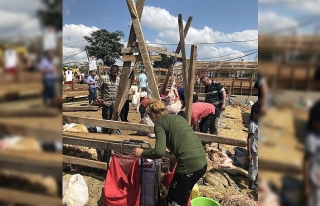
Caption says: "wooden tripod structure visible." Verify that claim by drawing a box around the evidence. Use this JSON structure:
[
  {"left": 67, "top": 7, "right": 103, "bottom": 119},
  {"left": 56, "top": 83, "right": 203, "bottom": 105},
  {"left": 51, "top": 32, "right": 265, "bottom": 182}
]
[{"left": 108, "top": 0, "right": 197, "bottom": 134}]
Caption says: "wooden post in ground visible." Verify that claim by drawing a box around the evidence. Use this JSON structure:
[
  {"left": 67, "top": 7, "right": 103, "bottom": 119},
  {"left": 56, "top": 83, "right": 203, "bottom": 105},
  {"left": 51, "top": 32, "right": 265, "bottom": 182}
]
[
  {"left": 126, "top": 0, "right": 159, "bottom": 100},
  {"left": 108, "top": 0, "right": 145, "bottom": 134},
  {"left": 178, "top": 14, "right": 188, "bottom": 88},
  {"left": 249, "top": 72, "right": 253, "bottom": 96},
  {"left": 185, "top": 45, "right": 197, "bottom": 124},
  {"left": 71, "top": 77, "right": 75, "bottom": 91},
  {"left": 159, "top": 17, "right": 193, "bottom": 95}
]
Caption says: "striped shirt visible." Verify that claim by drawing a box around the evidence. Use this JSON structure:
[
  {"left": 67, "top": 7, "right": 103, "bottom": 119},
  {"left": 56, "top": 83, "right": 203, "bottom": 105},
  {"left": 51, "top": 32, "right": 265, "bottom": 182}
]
[
  {"left": 191, "top": 102, "right": 215, "bottom": 125},
  {"left": 204, "top": 81, "right": 225, "bottom": 105},
  {"left": 99, "top": 74, "right": 120, "bottom": 105}
]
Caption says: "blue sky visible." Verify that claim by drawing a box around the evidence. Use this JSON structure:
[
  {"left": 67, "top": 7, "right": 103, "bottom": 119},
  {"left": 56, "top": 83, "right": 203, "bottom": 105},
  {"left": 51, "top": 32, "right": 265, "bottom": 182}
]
[{"left": 63, "top": 0, "right": 258, "bottom": 64}]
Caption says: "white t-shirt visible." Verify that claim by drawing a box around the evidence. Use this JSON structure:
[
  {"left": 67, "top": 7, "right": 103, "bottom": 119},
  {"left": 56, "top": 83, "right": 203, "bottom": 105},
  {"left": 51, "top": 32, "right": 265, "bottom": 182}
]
[
  {"left": 65, "top": 70, "right": 73, "bottom": 82},
  {"left": 248, "top": 120, "right": 258, "bottom": 154},
  {"left": 4, "top": 49, "right": 17, "bottom": 68},
  {"left": 306, "top": 132, "right": 320, "bottom": 186}
]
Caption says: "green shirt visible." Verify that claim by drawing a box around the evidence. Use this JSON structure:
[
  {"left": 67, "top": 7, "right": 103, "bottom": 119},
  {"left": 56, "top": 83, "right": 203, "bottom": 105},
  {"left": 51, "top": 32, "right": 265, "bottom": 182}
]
[{"left": 141, "top": 114, "right": 207, "bottom": 174}]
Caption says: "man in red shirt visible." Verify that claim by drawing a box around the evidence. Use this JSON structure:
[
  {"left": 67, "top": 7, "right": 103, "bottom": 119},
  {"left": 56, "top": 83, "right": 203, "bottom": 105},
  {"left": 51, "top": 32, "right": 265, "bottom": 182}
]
[
  {"left": 191, "top": 102, "right": 216, "bottom": 132},
  {"left": 178, "top": 102, "right": 216, "bottom": 132}
]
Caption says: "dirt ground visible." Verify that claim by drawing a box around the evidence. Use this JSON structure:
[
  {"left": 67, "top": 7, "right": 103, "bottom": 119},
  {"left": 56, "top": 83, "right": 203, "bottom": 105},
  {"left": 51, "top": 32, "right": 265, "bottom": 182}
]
[{"left": 62, "top": 98, "right": 259, "bottom": 205}]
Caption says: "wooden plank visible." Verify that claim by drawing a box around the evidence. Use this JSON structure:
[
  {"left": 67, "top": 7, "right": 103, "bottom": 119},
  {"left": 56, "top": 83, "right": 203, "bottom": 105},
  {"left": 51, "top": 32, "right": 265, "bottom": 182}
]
[
  {"left": 63, "top": 106, "right": 99, "bottom": 112},
  {"left": 259, "top": 158, "right": 302, "bottom": 174},
  {"left": 178, "top": 14, "right": 188, "bottom": 88},
  {"left": 122, "top": 45, "right": 167, "bottom": 53},
  {"left": 126, "top": 0, "right": 160, "bottom": 99},
  {"left": 0, "top": 107, "right": 59, "bottom": 117},
  {"left": 0, "top": 188, "right": 61, "bottom": 206},
  {"left": 0, "top": 122, "right": 61, "bottom": 142},
  {"left": 62, "top": 116, "right": 247, "bottom": 146},
  {"left": 185, "top": 45, "right": 196, "bottom": 124},
  {"left": 0, "top": 150, "right": 62, "bottom": 179},
  {"left": 159, "top": 16, "right": 193, "bottom": 95},
  {"left": 63, "top": 155, "right": 107, "bottom": 170},
  {"left": 63, "top": 135, "right": 155, "bottom": 154},
  {"left": 122, "top": 54, "right": 162, "bottom": 62}
]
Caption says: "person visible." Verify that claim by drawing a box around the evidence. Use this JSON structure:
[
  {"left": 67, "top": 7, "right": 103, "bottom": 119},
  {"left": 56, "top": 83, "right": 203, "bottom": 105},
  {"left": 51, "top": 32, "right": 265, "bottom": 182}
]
[
  {"left": 247, "top": 102, "right": 259, "bottom": 190},
  {"left": 138, "top": 69, "right": 148, "bottom": 92},
  {"left": 138, "top": 92, "right": 149, "bottom": 119},
  {"left": 303, "top": 101, "right": 320, "bottom": 206},
  {"left": 99, "top": 65, "right": 126, "bottom": 133},
  {"left": 87, "top": 71, "right": 97, "bottom": 105},
  {"left": 200, "top": 75, "right": 226, "bottom": 135},
  {"left": 132, "top": 99, "right": 207, "bottom": 206},
  {"left": 191, "top": 102, "right": 216, "bottom": 133},
  {"left": 250, "top": 72, "right": 268, "bottom": 120},
  {"left": 177, "top": 87, "right": 198, "bottom": 110},
  {"left": 39, "top": 50, "right": 57, "bottom": 106}
]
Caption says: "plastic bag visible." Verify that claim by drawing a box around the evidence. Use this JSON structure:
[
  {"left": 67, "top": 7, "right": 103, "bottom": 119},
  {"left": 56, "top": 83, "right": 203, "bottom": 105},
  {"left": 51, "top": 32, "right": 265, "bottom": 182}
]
[{"left": 63, "top": 174, "right": 89, "bottom": 206}]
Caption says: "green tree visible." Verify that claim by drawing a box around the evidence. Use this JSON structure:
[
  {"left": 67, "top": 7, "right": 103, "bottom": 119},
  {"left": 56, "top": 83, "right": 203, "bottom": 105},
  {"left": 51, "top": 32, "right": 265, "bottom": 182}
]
[
  {"left": 37, "top": 0, "right": 62, "bottom": 31},
  {"left": 84, "top": 29, "right": 124, "bottom": 66},
  {"left": 153, "top": 54, "right": 173, "bottom": 68}
]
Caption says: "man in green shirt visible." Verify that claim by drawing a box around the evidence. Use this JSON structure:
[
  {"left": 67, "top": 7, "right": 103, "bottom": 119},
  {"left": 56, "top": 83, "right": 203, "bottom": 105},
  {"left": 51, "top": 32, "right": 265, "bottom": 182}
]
[{"left": 132, "top": 99, "right": 207, "bottom": 205}]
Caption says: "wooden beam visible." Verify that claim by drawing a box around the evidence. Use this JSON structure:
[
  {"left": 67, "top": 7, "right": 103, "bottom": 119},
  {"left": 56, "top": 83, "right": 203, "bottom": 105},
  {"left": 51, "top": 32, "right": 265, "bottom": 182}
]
[
  {"left": 0, "top": 107, "right": 59, "bottom": 117},
  {"left": 122, "top": 45, "right": 167, "bottom": 54},
  {"left": 0, "top": 122, "right": 61, "bottom": 142},
  {"left": 122, "top": 54, "right": 162, "bottom": 62},
  {"left": 62, "top": 116, "right": 247, "bottom": 147},
  {"left": 64, "top": 115, "right": 153, "bottom": 134},
  {"left": 63, "top": 106, "right": 99, "bottom": 112},
  {"left": 178, "top": 14, "right": 188, "bottom": 87},
  {"left": 64, "top": 135, "right": 154, "bottom": 154},
  {"left": 63, "top": 155, "right": 107, "bottom": 170},
  {"left": 109, "top": 0, "right": 145, "bottom": 134},
  {"left": 185, "top": 45, "right": 197, "bottom": 124},
  {"left": 259, "top": 158, "right": 302, "bottom": 174},
  {"left": 126, "top": 0, "right": 160, "bottom": 99},
  {"left": 159, "top": 16, "right": 193, "bottom": 95},
  {"left": 0, "top": 188, "right": 61, "bottom": 206},
  {"left": 0, "top": 150, "right": 62, "bottom": 179}
]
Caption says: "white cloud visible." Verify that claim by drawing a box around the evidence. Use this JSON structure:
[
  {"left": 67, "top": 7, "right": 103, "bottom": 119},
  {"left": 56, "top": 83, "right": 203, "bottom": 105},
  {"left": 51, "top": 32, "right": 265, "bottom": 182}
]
[
  {"left": 0, "top": 1, "right": 42, "bottom": 39},
  {"left": 259, "top": 12, "right": 299, "bottom": 34},
  {"left": 63, "top": 24, "right": 99, "bottom": 63},
  {"left": 259, "top": 0, "right": 320, "bottom": 15},
  {"left": 141, "top": 6, "right": 257, "bottom": 61}
]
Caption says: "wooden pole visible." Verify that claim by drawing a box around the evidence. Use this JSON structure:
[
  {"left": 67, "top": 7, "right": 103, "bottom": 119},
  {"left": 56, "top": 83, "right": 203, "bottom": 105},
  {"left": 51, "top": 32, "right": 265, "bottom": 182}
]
[
  {"left": 178, "top": 14, "right": 188, "bottom": 88},
  {"left": 185, "top": 45, "right": 197, "bottom": 124},
  {"left": 126, "top": 0, "right": 160, "bottom": 99},
  {"left": 159, "top": 17, "right": 193, "bottom": 95},
  {"left": 108, "top": 0, "right": 145, "bottom": 134}
]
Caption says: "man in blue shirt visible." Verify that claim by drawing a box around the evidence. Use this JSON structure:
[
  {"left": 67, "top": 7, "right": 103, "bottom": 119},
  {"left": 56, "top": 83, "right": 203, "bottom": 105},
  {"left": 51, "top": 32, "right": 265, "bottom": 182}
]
[
  {"left": 39, "top": 51, "right": 56, "bottom": 106},
  {"left": 87, "top": 71, "right": 97, "bottom": 105},
  {"left": 138, "top": 69, "right": 148, "bottom": 92}
]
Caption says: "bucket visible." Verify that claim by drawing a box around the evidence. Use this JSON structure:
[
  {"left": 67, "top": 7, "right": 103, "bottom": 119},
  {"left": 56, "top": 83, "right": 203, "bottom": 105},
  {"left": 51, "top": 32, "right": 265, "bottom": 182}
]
[
  {"left": 234, "top": 147, "right": 249, "bottom": 169},
  {"left": 191, "top": 197, "right": 220, "bottom": 206}
]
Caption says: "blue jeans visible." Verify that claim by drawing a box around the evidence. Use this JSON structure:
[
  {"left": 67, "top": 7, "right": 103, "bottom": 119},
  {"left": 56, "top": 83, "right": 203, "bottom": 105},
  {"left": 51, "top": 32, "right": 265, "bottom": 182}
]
[
  {"left": 43, "top": 78, "right": 55, "bottom": 105},
  {"left": 139, "top": 105, "right": 147, "bottom": 119},
  {"left": 88, "top": 87, "right": 96, "bottom": 104},
  {"left": 101, "top": 104, "right": 122, "bottom": 134}
]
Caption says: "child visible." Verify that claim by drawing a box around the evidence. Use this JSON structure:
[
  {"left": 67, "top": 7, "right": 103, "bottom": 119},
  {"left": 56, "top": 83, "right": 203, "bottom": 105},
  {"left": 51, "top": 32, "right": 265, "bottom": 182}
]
[
  {"left": 303, "top": 101, "right": 320, "bottom": 206},
  {"left": 247, "top": 102, "right": 259, "bottom": 189}
]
